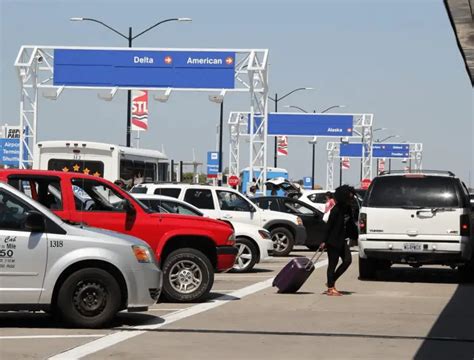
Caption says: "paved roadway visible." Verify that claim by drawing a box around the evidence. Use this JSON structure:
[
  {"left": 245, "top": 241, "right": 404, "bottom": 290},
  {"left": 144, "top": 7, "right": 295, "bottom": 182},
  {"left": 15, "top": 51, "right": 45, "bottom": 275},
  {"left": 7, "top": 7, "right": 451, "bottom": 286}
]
[{"left": 1, "top": 247, "right": 474, "bottom": 359}]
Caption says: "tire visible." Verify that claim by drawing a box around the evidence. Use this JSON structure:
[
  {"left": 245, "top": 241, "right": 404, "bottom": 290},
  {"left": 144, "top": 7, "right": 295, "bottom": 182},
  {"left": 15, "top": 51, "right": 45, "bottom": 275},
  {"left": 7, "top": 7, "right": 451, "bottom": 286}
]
[
  {"left": 358, "top": 257, "right": 377, "bottom": 280},
  {"left": 56, "top": 268, "right": 121, "bottom": 328},
  {"left": 270, "top": 227, "right": 295, "bottom": 256},
  {"left": 162, "top": 248, "right": 214, "bottom": 303},
  {"left": 231, "top": 238, "right": 258, "bottom": 273}
]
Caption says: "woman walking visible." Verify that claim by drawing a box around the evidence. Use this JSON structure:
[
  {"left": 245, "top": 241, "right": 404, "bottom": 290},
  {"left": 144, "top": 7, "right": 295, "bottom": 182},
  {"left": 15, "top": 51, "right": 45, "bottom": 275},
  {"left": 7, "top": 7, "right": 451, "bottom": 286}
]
[{"left": 320, "top": 185, "right": 354, "bottom": 296}]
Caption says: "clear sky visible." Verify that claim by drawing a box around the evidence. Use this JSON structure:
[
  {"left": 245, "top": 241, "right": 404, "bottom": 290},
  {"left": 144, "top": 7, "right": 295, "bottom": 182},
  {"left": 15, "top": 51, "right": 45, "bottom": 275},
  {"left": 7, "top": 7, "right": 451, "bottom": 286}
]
[{"left": 1, "top": 0, "right": 472, "bottom": 187}]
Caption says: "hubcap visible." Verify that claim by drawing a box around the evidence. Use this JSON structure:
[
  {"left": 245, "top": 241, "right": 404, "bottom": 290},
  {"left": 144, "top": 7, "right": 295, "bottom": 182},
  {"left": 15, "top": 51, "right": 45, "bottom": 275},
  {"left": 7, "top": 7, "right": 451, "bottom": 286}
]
[
  {"left": 272, "top": 233, "right": 289, "bottom": 253},
  {"left": 233, "top": 243, "right": 253, "bottom": 270},
  {"left": 73, "top": 281, "right": 107, "bottom": 317},
  {"left": 169, "top": 260, "right": 202, "bottom": 294}
]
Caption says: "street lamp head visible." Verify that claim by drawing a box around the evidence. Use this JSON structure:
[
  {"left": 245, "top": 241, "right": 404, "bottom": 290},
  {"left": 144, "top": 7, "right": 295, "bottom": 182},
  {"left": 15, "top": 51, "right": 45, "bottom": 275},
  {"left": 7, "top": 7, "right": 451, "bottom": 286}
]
[
  {"left": 178, "top": 17, "right": 192, "bottom": 22},
  {"left": 304, "top": 87, "right": 315, "bottom": 90},
  {"left": 70, "top": 17, "right": 84, "bottom": 21},
  {"left": 208, "top": 95, "right": 224, "bottom": 104}
]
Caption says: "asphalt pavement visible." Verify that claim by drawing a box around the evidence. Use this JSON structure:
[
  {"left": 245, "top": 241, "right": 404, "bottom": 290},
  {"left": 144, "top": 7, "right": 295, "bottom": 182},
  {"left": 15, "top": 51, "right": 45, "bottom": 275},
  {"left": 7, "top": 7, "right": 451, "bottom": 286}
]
[{"left": 1, "top": 247, "right": 474, "bottom": 359}]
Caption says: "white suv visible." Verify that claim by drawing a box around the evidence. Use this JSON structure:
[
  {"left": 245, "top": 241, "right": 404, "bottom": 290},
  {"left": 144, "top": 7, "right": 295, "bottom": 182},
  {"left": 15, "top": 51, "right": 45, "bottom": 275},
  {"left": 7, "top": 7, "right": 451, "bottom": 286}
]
[
  {"left": 358, "top": 171, "right": 474, "bottom": 280},
  {"left": 0, "top": 182, "right": 162, "bottom": 328},
  {"left": 131, "top": 183, "right": 307, "bottom": 256}
]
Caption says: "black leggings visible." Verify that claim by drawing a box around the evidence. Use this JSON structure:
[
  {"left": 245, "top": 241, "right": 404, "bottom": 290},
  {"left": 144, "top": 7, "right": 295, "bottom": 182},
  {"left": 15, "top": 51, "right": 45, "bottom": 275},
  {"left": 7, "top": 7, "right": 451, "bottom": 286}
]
[{"left": 327, "top": 243, "right": 352, "bottom": 288}]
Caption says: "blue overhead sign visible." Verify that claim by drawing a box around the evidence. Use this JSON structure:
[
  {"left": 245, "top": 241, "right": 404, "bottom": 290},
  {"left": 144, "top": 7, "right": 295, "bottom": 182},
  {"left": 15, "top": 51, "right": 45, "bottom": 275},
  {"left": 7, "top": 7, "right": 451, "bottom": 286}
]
[
  {"left": 373, "top": 144, "right": 410, "bottom": 158},
  {"left": 248, "top": 113, "right": 353, "bottom": 137},
  {"left": 54, "top": 49, "right": 236, "bottom": 89},
  {"left": 207, "top": 151, "right": 219, "bottom": 178},
  {"left": 0, "top": 138, "right": 20, "bottom": 166},
  {"left": 340, "top": 143, "right": 410, "bottom": 158}
]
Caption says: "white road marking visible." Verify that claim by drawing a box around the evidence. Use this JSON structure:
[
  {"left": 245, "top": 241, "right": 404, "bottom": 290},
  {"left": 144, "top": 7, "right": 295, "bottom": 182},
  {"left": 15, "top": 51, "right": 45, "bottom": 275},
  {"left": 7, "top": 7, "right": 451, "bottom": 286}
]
[
  {"left": 147, "top": 308, "right": 185, "bottom": 312},
  {"left": 1, "top": 335, "right": 104, "bottom": 340},
  {"left": 49, "top": 258, "right": 330, "bottom": 360}
]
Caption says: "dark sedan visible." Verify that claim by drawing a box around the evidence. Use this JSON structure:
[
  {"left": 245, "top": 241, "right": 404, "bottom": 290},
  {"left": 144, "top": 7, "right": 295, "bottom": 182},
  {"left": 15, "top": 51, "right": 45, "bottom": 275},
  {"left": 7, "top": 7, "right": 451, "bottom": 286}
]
[{"left": 253, "top": 196, "right": 327, "bottom": 250}]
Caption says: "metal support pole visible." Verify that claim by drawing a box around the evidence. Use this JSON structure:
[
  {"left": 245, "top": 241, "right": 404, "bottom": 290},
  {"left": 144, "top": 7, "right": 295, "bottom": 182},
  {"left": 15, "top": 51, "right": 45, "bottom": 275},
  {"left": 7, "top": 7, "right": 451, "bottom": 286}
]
[
  {"left": 218, "top": 101, "right": 224, "bottom": 186},
  {"left": 126, "top": 27, "right": 132, "bottom": 147},
  {"left": 170, "top": 159, "right": 174, "bottom": 181},
  {"left": 273, "top": 93, "right": 278, "bottom": 168},
  {"left": 389, "top": 159, "right": 392, "bottom": 172},
  {"left": 339, "top": 157, "right": 343, "bottom": 186},
  {"left": 311, "top": 143, "right": 315, "bottom": 189},
  {"left": 179, "top": 161, "right": 183, "bottom": 182}
]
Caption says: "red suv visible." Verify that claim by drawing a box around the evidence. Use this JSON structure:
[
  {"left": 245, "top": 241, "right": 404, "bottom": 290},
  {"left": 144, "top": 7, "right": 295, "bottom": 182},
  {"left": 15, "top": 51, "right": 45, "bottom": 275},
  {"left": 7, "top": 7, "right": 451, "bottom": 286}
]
[{"left": 0, "top": 170, "right": 237, "bottom": 302}]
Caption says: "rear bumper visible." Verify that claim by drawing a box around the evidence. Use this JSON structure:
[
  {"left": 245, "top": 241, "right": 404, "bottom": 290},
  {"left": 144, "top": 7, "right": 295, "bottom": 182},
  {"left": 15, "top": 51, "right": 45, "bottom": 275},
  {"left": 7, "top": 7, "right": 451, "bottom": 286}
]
[
  {"left": 216, "top": 245, "right": 238, "bottom": 272},
  {"left": 364, "top": 249, "right": 465, "bottom": 265},
  {"left": 294, "top": 225, "right": 307, "bottom": 245}
]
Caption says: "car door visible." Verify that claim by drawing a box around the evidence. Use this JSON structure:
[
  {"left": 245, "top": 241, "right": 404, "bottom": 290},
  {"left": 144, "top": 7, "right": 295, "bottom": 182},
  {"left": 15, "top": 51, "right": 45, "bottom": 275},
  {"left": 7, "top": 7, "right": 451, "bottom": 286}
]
[
  {"left": 66, "top": 178, "right": 136, "bottom": 235},
  {"left": 215, "top": 189, "right": 259, "bottom": 225},
  {"left": 281, "top": 199, "right": 326, "bottom": 246},
  {"left": 0, "top": 188, "right": 48, "bottom": 304}
]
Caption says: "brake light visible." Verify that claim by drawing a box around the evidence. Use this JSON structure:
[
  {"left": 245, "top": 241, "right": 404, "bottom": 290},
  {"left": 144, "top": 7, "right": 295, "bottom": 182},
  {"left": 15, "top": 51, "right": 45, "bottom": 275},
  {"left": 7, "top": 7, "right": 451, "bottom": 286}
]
[
  {"left": 461, "top": 215, "right": 470, "bottom": 236},
  {"left": 359, "top": 213, "right": 367, "bottom": 234}
]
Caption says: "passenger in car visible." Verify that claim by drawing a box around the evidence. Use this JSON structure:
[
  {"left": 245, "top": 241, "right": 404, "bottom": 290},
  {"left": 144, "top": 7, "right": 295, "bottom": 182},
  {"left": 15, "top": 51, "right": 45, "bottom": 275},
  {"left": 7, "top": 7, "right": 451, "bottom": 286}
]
[{"left": 321, "top": 185, "right": 354, "bottom": 296}]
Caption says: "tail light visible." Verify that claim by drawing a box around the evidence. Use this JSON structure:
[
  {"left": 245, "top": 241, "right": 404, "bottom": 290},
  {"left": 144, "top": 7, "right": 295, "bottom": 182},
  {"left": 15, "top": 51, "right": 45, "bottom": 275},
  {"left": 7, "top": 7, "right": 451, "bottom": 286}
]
[
  {"left": 461, "top": 215, "right": 470, "bottom": 236},
  {"left": 359, "top": 213, "right": 367, "bottom": 234}
]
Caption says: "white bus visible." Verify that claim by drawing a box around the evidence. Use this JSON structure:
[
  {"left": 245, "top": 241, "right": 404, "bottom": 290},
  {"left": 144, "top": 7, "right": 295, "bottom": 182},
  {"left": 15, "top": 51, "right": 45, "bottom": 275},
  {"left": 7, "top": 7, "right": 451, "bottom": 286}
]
[{"left": 34, "top": 140, "right": 168, "bottom": 188}]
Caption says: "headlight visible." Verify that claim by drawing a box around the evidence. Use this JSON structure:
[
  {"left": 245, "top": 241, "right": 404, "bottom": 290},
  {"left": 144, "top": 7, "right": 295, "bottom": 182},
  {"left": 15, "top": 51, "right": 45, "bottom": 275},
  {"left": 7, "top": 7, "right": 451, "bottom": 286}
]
[
  {"left": 258, "top": 230, "right": 271, "bottom": 239},
  {"left": 296, "top": 217, "right": 303, "bottom": 226},
  {"left": 132, "top": 245, "right": 153, "bottom": 263}
]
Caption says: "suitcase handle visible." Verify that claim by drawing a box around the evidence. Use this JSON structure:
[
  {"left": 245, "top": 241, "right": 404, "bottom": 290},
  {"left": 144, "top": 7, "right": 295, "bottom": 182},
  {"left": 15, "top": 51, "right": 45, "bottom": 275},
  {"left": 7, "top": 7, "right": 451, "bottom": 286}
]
[{"left": 305, "top": 247, "right": 324, "bottom": 270}]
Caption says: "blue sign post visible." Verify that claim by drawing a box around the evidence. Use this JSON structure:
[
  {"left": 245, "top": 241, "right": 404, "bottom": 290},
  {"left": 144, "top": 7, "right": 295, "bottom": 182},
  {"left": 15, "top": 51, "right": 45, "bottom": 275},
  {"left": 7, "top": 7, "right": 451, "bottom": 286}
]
[
  {"left": 54, "top": 49, "right": 236, "bottom": 89},
  {"left": 303, "top": 177, "right": 313, "bottom": 189},
  {"left": 207, "top": 151, "right": 219, "bottom": 178},
  {"left": 0, "top": 139, "right": 20, "bottom": 166}
]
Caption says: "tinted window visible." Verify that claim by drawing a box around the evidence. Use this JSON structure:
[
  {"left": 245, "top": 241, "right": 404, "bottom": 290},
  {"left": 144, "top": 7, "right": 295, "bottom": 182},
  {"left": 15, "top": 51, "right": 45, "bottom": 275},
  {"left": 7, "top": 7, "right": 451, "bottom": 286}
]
[
  {"left": 217, "top": 190, "right": 253, "bottom": 212},
  {"left": 283, "top": 200, "right": 315, "bottom": 215},
  {"left": 161, "top": 200, "right": 202, "bottom": 216},
  {"left": 130, "top": 186, "right": 147, "bottom": 194},
  {"left": 184, "top": 189, "right": 214, "bottom": 209},
  {"left": 120, "top": 160, "right": 156, "bottom": 188},
  {"left": 256, "top": 198, "right": 280, "bottom": 211},
  {"left": 9, "top": 178, "right": 63, "bottom": 211},
  {"left": 0, "top": 189, "right": 34, "bottom": 231},
  {"left": 366, "top": 176, "right": 462, "bottom": 208},
  {"left": 48, "top": 159, "right": 104, "bottom": 178},
  {"left": 307, "top": 193, "right": 327, "bottom": 204},
  {"left": 154, "top": 188, "right": 181, "bottom": 198}
]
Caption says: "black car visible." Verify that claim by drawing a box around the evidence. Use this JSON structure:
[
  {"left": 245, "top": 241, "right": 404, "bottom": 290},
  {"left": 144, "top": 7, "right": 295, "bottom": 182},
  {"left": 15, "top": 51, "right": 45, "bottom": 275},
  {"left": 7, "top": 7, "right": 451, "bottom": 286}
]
[{"left": 253, "top": 196, "right": 327, "bottom": 250}]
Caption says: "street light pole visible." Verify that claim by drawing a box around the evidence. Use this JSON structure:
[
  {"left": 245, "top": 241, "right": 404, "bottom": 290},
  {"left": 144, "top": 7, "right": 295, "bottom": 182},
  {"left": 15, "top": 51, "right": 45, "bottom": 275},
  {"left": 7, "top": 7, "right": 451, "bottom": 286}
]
[
  {"left": 70, "top": 17, "right": 191, "bottom": 147},
  {"left": 218, "top": 100, "right": 224, "bottom": 186}
]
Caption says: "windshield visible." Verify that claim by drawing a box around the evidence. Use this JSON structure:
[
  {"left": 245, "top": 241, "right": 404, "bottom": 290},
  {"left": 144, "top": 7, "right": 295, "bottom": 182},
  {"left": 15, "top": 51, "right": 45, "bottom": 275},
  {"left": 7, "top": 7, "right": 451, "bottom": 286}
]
[{"left": 365, "top": 176, "right": 462, "bottom": 208}]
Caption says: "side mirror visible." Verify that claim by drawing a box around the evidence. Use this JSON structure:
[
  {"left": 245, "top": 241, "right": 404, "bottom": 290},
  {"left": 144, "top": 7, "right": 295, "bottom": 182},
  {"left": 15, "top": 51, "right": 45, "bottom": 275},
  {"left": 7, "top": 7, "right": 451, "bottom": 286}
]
[
  {"left": 124, "top": 200, "right": 136, "bottom": 214},
  {"left": 249, "top": 205, "right": 257, "bottom": 213},
  {"left": 24, "top": 211, "right": 45, "bottom": 233}
]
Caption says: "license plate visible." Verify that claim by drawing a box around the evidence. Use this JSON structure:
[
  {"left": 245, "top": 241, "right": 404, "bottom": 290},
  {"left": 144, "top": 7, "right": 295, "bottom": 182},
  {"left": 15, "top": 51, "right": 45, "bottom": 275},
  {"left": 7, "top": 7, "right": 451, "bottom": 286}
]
[{"left": 403, "top": 243, "right": 422, "bottom": 251}]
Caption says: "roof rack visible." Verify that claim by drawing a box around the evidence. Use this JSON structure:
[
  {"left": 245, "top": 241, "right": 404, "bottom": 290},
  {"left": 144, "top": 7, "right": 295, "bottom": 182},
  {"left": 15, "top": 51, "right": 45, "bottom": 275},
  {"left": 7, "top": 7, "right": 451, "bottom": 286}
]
[{"left": 379, "top": 170, "right": 455, "bottom": 177}]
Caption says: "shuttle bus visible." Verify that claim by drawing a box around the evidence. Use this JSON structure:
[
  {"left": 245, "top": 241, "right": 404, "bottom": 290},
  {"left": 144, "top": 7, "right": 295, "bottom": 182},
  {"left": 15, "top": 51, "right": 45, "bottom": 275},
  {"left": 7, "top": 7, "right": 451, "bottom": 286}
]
[{"left": 34, "top": 140, "right": 168, "bottom": 188}]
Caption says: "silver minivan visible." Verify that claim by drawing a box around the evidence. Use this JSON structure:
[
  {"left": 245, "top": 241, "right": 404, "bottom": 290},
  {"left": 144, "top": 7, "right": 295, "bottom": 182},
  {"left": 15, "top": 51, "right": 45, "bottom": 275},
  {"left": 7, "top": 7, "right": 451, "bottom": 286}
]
[
  {"left": 358, "top": 171, "right": 474, "bottom": 279},
  {"left": 0, "top": 182, "right": 162, "bottom": 328}
]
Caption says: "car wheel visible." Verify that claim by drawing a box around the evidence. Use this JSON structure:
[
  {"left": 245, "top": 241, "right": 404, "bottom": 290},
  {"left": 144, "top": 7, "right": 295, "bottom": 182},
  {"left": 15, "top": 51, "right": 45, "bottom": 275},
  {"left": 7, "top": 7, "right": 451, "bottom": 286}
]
[
  {"left": 270, "top": 227, "right": 295, "bottom": 256},
  {"left": 358, "top": 257, "right": 377, "bottom": 280},
  {"left": 231, "top": 238, "right": 258, "bottom": 273},
  {"left": 57, "top": 268, "right": 121, "bottom": 328},
  {"left": 162, "top": 248, "right": 214, "bottom": 303}
]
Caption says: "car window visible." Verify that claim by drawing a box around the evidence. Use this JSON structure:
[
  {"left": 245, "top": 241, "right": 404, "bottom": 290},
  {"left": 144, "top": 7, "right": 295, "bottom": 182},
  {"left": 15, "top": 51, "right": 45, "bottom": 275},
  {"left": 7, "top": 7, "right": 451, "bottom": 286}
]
[
  {"left": 307, "top": 193, "right": 327, "bottom": 204},
  {"left": 161, "top": 200, "right": 202, "bottom": 216},
  {"left": 256, "top": 198, "right": 280, "bottom": 211},
  {"left": 129, "top": 186, "right": 147, "bottom": 194},
  {"left": 216, "top": 190, "right": 253, "bottom": 212},
  {"left": 184, "top": 189, "right": 214, "bottom": 210},
  {"left": 71, "top": 179, "right": 130, "bottom": 212},
  {"left": 365, "top": 176, "right": 462, "bottom": 208},
  {"left": 8, "top": 178, "right": 63, "bottom": 211},
  {"left": 283, "top": 200, "right": 314, "bottom": 215},
  {"left": 0, "top": 189, "right": 34, "bottom": 231},
  {"left": 153, "top": 188, "right": 181, "bottom": 198}
]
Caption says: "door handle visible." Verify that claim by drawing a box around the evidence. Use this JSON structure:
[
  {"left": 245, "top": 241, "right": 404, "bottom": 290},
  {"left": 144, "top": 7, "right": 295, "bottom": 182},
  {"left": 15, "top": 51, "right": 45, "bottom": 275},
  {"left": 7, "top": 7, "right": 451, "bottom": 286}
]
[{"left": 222, "top": 215, "right": 233, "bottom": 219}]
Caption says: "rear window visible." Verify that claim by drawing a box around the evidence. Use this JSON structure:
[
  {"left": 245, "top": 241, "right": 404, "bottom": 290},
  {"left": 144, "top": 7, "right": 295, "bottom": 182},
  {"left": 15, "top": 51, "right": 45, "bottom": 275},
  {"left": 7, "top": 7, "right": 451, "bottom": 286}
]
[
  {"left": 153, "top": 188, "right": 181, "bottom": 198},
  {"left": 365, "top": 176, "right": 463, "bottom": 208}
]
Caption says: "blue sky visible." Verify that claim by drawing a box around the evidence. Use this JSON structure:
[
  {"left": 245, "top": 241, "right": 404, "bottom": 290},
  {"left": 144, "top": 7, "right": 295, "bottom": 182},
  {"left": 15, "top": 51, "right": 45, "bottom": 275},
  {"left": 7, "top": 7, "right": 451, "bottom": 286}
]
[{"left": 1, "top": 0, "right": 472, "bottom": 187}]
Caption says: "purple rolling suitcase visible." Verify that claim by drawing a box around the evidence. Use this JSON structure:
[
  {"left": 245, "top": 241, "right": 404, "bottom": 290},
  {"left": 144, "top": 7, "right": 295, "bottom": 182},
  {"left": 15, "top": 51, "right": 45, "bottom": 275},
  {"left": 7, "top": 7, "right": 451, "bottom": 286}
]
[{"left": 272, "top": 248, "right": 324, "bottom": 293}]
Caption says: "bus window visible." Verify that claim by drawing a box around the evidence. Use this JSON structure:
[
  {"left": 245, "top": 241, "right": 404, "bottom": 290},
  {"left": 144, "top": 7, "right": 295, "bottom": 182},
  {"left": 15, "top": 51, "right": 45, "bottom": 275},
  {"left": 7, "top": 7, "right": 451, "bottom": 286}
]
[
  {"left": 158, "top": 163, "right": 169, "bottom": 181},
  {"left": 48, "top": 159, "right": 104, "bottom": 177},
  {"left": 120, "top": 160, "right": 157, "bottom": 188}
]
